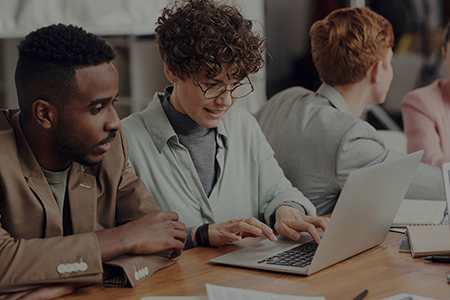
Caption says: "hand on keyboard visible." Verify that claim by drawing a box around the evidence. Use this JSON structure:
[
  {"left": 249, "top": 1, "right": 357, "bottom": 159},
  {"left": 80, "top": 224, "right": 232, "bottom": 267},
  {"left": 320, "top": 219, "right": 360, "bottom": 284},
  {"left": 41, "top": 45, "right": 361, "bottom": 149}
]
[
  {"left": 274, "top": 206, "right": 329, "bottom": 244},
  {"left": 206, "top": 217, "right": 278, "bottom": 247}
]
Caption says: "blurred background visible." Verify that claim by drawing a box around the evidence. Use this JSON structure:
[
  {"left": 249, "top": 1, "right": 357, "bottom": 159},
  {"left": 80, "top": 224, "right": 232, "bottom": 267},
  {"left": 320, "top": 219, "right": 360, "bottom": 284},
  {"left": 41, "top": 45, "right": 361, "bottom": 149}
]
[{"left": 0, "top": 0, "right": 449, "bottom": 130}]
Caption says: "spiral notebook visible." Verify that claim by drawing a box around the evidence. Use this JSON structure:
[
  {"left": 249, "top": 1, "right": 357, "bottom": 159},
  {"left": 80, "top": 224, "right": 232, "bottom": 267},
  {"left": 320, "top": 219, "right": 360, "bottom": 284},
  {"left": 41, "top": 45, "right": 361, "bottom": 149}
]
[{"left": 406, "top": 162, "right": 450, "bottom": 258}]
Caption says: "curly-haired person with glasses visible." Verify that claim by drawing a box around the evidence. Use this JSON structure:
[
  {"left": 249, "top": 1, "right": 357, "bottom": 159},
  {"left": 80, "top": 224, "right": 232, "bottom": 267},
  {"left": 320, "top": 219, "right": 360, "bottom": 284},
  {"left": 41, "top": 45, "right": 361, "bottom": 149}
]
[{"left": 122, "top": 0, "right": 328, "bottom": 250}]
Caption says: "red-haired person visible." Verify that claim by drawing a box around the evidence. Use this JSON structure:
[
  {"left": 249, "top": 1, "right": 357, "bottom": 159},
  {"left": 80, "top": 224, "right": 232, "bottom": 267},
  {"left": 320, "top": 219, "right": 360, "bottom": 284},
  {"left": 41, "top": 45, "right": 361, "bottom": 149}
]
[{"left": 256, "top": 7, "right": 444, "bottom": 216}]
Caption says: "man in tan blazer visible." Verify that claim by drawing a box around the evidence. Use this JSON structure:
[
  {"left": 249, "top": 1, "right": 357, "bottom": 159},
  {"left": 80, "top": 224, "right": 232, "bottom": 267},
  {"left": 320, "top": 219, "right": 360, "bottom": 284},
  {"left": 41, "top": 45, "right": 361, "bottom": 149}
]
[{"left": 0, "top": 24, "right": 187, "bottom": 298}]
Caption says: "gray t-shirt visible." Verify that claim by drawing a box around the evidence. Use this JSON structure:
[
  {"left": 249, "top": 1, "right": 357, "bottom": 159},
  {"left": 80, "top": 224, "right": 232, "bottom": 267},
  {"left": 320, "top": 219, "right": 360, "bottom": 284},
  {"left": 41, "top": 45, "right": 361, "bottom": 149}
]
[{"left": 42, "top": 165, "right": 71, "bottom": 221}]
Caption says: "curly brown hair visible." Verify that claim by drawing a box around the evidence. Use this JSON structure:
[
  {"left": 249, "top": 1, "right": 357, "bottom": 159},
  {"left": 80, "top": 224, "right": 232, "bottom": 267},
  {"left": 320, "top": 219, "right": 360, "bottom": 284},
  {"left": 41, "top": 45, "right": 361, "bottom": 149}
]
[
  {"left": 155, "top": 0, "right": 267, "bottom": 80},
  {"left": 310, "top": 7, "right": 394, "bottom": 86}
]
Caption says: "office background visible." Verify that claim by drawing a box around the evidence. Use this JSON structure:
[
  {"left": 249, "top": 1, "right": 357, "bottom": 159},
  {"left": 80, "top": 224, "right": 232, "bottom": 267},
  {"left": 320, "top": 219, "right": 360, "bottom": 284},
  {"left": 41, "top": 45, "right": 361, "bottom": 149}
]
[{"left": 0, "top": 0, "right": 449, "bottom": 129}]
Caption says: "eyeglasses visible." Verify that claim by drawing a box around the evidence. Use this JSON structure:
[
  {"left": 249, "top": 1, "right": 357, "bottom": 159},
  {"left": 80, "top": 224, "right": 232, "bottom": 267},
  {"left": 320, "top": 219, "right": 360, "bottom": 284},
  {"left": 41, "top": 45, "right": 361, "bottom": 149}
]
[{"left": 193, "top": 77, "right": 254, "bottom": 99}]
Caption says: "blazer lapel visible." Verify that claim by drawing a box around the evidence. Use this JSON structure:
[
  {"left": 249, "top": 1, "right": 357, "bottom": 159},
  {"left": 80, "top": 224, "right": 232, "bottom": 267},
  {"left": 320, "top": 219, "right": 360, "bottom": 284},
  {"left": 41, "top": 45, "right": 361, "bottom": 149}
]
[
  {"left": 67, "top": 164, "right": 97, "bottom": 233},
  {"left": 27, "top": 172, "right": 64, "bottom": 237}
]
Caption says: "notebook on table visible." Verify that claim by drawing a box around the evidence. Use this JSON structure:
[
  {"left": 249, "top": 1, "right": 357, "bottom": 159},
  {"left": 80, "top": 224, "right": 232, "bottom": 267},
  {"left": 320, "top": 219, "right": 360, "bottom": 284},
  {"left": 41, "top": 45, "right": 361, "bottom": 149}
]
[
  {"left": 210, "top": 151, "right": 424, "bottom": 275},
  {"left": 406, "top": 224, "right": 450, "bottom": 257},
  {"left": 406, "top": 162, "right": 450, "bottom": 258},
  {"left": 392, "top": 199, "right": 446, "bottom": 227}
]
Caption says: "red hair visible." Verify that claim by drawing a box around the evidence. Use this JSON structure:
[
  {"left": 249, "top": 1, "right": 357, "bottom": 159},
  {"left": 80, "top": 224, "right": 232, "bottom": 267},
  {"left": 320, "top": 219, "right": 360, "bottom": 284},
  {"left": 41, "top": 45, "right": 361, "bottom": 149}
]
[{"left": 310, "top": 7, "right": 394, "bottom": 86}]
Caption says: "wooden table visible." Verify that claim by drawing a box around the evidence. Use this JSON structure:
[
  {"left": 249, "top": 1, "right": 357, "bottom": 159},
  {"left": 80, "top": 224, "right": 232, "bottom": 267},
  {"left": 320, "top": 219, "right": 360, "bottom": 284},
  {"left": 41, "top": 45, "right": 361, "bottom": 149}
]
[{"left": 63, "top": 231, "right": 450, "bottom": 300}]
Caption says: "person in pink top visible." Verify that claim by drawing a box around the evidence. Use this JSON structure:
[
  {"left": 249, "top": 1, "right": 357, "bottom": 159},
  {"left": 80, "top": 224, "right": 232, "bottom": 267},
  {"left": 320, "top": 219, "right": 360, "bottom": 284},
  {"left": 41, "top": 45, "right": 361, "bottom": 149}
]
[{"left": 401, "top": 20, "right": 450, "bottom": 168}]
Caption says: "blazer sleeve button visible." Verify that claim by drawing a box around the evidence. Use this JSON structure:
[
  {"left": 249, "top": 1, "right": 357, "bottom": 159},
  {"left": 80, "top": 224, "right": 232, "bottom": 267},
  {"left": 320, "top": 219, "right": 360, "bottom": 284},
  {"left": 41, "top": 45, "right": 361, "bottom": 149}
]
[
  {"left": 79, "top": 262, "right": 88, "bottom": 271},
  {"left": 72, "top": 262, "right": 80, "bottom": 272},
  {"left": 65, "top": 263, "right": 74, "bottom": 273},
  {"left": 57, "top": 264, "right": 66, "bottom": 274}
]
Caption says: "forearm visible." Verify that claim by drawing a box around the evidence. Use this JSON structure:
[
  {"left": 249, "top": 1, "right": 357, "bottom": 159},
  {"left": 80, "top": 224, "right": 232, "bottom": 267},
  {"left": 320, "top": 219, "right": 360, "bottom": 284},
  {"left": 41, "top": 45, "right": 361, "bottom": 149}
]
[
  {"left": 271, "top": 201, "right": 306, "bottom": 226},
  {"left": 256, "top": 122, "right": 316, "bottom": 224},
  {"left": 0, "top": 233, "right": 103, "bottom": 293},
  {"left": 95, "top": 224, "right": 132, "bottom": 262}
]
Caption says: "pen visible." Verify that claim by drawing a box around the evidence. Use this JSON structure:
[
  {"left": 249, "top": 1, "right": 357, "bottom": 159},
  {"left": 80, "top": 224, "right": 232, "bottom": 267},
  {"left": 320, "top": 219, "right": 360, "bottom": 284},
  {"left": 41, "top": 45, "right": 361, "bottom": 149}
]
[
  {"left": 353, "top": 289, "right": 368, "bottom": 300},
  {"left": 422, "top": 256, "right": 450, "bottom": 263}
]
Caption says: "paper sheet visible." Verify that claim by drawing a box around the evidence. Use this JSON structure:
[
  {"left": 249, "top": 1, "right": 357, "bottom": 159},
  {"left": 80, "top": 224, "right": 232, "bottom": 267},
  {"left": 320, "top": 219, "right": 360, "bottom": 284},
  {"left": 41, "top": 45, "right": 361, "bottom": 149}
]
[
  {"left": 141, "top": 287, "right": 439, "bottom": 300},
  {"left": 141, "top": 284, "right": 326, "bottom": 300},
  {"left": 381, "top": 293, "right": 437, "bottom": 300},
  {"left": 205, "top": 283, "right": 326, "bottom": 300},
  {"left": 141, "top": 297, "right": 208, "bottom": 300}
]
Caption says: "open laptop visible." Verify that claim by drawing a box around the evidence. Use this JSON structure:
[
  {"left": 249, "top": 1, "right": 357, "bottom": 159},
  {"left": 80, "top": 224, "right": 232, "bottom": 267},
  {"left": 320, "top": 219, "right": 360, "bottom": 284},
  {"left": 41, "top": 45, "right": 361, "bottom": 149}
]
[
  {"left": 441, "top": 162, "right": 450, "bottom": 214},
  {"left": 441, "top": 162, "right": 450, "bottom": 284},
  {"left": 210, "top": 150, "right": 424, "bottom": 275}
]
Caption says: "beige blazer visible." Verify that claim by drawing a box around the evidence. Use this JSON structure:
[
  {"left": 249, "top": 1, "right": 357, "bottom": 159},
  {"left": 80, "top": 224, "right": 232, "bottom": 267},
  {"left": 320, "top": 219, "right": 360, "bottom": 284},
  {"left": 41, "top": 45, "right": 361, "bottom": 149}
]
[{"left": 0, "top": 109, "right": 176, "bottom": 294}]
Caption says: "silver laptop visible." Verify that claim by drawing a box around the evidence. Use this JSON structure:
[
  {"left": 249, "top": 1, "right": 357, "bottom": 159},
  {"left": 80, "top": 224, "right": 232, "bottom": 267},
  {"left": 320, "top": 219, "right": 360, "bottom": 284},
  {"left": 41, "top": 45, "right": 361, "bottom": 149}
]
[
  {"left": 210, "top": 150, "right": 424, "bottom": 275},
  {"left": 441, "top": 162, "right": 450, "bottom": 215}
]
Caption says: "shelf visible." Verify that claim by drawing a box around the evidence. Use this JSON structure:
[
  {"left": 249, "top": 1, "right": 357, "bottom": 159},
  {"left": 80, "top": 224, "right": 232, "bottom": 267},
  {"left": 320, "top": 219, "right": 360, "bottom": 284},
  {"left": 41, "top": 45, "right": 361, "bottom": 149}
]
[{"left": 0, "top": 0, "right": 267, "bottom": 115}]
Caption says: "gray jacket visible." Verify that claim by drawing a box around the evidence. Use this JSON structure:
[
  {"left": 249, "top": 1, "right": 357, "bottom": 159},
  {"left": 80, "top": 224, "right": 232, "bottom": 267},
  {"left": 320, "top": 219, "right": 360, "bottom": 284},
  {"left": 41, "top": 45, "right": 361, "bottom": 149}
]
[{"left": 255, "top": 84, "right": 445, "bottom": 215}]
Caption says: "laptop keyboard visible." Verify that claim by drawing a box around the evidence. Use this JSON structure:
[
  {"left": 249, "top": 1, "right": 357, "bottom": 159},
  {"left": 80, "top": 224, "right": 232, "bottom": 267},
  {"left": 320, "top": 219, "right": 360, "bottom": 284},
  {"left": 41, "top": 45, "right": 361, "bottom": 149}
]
[{"left": 257, "top": 241, "right": 318, "bottom": 268}]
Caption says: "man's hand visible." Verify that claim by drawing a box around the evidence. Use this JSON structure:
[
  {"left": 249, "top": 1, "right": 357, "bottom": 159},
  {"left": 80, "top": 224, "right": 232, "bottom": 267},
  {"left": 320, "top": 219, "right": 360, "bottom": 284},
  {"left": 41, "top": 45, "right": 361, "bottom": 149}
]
[
  {"left": 0, "top": 283, "right": 78, "bottom": 300},
  {"left": 274, "top": 206, "right": 329, "bottom": 244},
  {"left": 96, "top": 210, "right": 187, "bottom": 261},
  {"left": 206, "top": 217, "right": 277, "bottom": 247},
  {"left": 124, "top": 210, "right": 187, "bottom": 259}
]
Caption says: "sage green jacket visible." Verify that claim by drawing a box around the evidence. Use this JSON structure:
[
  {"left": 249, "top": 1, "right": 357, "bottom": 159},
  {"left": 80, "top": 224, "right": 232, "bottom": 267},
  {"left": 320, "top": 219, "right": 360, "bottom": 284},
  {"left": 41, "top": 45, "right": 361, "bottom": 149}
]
[{"left": 122, "top": 91, "right": 317, "bottom": 229}]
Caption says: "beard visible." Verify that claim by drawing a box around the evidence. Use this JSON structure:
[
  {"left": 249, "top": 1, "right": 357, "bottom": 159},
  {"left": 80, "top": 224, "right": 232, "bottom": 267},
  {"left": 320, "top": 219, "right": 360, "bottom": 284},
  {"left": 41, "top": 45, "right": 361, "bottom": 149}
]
[{"left": 52, "top": 120, "right": 115, "bottom": 167}]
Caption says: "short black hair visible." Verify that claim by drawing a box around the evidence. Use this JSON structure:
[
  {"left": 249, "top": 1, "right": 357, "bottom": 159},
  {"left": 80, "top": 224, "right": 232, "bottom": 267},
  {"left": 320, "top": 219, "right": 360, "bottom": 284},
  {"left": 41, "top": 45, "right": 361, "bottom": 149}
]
[{"left": 15, "top": 23, "right": 115, "bottom": 123}]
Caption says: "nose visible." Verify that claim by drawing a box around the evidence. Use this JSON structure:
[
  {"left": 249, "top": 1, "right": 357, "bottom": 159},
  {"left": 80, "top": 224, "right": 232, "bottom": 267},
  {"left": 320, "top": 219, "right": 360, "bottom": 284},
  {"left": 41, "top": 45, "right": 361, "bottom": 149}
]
[
  {"left": 105, "top": 105, "right": 122, "bottom": 132},
  {"left": 215, "top": 90, "right": 233, "bottom": 106}
]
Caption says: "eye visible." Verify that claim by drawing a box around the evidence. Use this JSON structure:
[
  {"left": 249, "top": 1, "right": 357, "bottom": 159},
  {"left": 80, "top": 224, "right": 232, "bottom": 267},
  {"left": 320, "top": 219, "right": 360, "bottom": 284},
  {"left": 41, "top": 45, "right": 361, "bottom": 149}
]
[
  {"left": 91, "top": 106, "right": 103, "bottom": 114},
  {"left": 208, "top": 82, "right": 227, "bottom": 91}
]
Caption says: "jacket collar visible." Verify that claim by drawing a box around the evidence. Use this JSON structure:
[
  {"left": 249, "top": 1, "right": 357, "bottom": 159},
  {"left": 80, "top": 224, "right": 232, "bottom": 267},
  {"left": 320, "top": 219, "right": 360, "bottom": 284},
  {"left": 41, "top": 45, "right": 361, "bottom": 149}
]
[
  {"left": 11, "top": 112, "right": 63, "bottom": 236},
  {"left": 316, "top": 83, "right": 352, "bottom": 115},
  {"left": 11, "top": 112, "right": 97, "bottom": 236},
  {"left": 11, "top": 112, "right": 41, "bottom": 180}
]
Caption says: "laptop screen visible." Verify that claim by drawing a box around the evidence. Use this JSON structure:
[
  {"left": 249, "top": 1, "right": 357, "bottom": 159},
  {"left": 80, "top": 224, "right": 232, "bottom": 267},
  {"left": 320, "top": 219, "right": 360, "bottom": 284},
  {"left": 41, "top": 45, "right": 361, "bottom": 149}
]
[{"left": 441, "top": 163, "right": 450, "bottom": 222}]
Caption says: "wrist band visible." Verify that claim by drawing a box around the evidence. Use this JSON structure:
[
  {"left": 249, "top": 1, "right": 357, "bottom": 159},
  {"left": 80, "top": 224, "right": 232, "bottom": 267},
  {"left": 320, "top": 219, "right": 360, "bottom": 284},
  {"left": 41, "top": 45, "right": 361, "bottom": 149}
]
[
  {"left": 202, "top": 224, "right": 211, "bottom": 247},
  {"left": 195, "top": 224, "right": 211, "bottom": 247},
  {"left": 195, "top": 225, "right": 203, "bottom": 246}
]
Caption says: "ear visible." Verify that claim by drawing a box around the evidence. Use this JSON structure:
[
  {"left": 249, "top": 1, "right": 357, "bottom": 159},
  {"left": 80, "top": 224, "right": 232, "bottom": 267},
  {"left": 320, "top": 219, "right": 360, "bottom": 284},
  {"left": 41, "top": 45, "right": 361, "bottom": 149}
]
[
  {"left": 164, "top": 64, "right": 179, "bottom": 83},
  {"left": 370, "top": 60, "right": 383, "bottom": 84},
  {"left": 442, "top": 46, "right": 447, "bottom": 62},
  {"left": 32, "top": 99, "right": 57, "bottom": 130}
]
